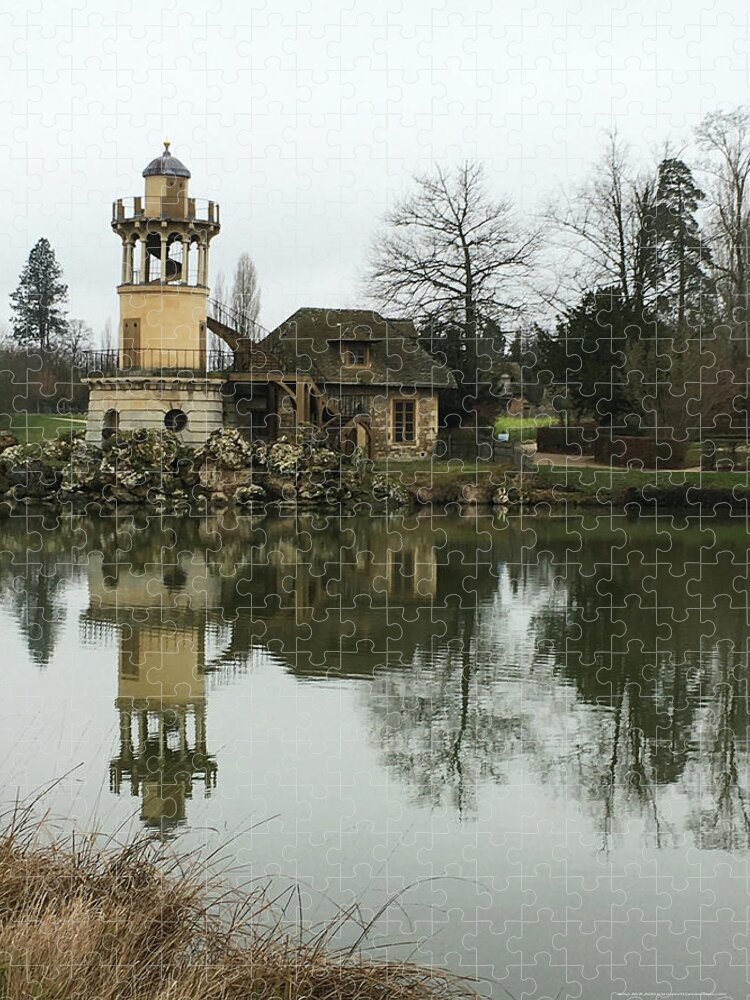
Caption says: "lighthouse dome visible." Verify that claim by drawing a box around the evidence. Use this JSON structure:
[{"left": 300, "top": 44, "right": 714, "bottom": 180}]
[{"left": 142, "top": 141, "right": 191, "bottom": 179}]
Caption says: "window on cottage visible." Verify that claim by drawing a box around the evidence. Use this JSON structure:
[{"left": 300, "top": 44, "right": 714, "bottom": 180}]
[
  {"left": 393, "top": 399, "right": 416, "bottom": 443},
  {"left": 341, "top": 342, "right": 369, "bottom": 366}
]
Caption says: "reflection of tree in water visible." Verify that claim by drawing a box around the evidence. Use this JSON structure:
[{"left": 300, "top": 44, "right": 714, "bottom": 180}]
[
  {"left": 685, "top": 642, "right": 750, "bottom": 851},
  {"left": 530, "top": 519, "right": 750, "bottom": 851},
  {"left": 366, "top": 555, "right": 557, "bottom": 816},
  {"left": 0, "top": 518, "right": 87, "bottom": 665},
  {"left": 371, "top": 633, "right": 521, "bottom": 817}
]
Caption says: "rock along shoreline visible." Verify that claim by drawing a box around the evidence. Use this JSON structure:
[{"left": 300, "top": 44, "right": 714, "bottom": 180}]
[
  {"left": 0, "top": 427, "right": 748, "bottom": 516},
  {"left": 0, "top": 427, "right": 411, "bottom": 515}
]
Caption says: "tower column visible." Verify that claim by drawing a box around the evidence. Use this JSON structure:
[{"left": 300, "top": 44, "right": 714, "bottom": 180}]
[
  {"left": 140, "top": 236, "right": 149, "bottom": 283},
  {"left": 181, "top": 236, "right": 190, "bottom": 283},
  {"left": 195, "top": 705, "right": 206, "bottom": 751},
  {"left": 119, "top": 709, "right": 133, "bottom": 755},
  {"left": 197, "top": 242, "right": 206, "bottom": 286},
  {"left": 160, "top": 235, "right": 168, "bottom": 283}
]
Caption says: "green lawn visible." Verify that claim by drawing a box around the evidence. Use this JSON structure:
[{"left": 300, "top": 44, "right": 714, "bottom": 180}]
[
  {"left": 493, "top": 413, "right": 554, "bottom": 441},
  {"left": 0, "top": 413, "right": 86, "bottom": 444},
  {"left": 538, "top": 465, "right": 750, "bottom": 491}
]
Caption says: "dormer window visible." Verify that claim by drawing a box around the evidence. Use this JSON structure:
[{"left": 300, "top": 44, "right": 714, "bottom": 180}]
[{"left": 341, "top": 342, "right": 370, "bottom": 367}]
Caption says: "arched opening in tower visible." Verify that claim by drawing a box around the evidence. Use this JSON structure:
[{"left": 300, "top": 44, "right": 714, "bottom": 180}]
[{"left": 166, "top": 233, "right": 185, "bottom": 283}]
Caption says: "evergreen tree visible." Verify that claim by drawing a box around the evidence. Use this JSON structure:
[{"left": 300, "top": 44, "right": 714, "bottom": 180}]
[
  {"left": 653, "top": 158, "right": 715, "bottom": 329},
  {"left": 538, "top": 286, "right": 642, "bottom": 422},
  {"left": 9, "top": 238, "right": 68, "bottom": 349}
]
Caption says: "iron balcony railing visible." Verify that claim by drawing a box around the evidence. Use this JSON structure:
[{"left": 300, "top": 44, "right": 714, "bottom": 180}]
[
  {"left": 83, "top": 349, "right": 233, "bottom": 377},
  {"left": 112, "top": 197, "right": 220, "bottom": 225}
]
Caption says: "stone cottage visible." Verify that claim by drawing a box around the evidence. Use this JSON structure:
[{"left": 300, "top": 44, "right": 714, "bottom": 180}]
[{"left": 242, "top": 308, "right": 456, "bottom": 459}]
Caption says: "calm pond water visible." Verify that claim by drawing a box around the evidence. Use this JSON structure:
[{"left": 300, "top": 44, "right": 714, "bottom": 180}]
[{"left": 1, "top": 508, "right": 749, "bottom": 999}]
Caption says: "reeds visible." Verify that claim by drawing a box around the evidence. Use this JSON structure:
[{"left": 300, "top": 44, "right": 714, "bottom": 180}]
[{"left": 0, "top": 809, "right": 474, "bottom": 999}]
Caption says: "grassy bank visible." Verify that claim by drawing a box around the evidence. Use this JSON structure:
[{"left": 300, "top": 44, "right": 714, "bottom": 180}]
[
  {"left": 534, "top": 465, "right": 750, "bottom": 491},
  {"left": 0, "top": 412, "right": 86, "bottom": 443},
  {"left": 0, "top": 815, "right": 471, "bottom": 1000},
  {"left": 375, "top": 459, "right": 750, "bottom": 507}
]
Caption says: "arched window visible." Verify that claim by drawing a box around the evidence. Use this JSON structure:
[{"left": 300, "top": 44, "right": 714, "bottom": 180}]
[{"left": 164, "top": 408, "right": 188, "bottom": 432}]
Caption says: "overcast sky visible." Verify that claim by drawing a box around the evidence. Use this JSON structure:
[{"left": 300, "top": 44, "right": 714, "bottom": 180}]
[{"left": 0, "top": 0, "right": 747, "bottom": 340}]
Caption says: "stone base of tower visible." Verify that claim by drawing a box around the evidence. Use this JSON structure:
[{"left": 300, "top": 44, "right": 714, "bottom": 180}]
[{"left": 85, "top": 377, "right": 224, "bottom": 447}]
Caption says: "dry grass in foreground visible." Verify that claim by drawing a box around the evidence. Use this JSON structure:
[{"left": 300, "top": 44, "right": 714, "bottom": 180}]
[{"left": 0, "top": 811, "right": 475, "bottom": 1000}]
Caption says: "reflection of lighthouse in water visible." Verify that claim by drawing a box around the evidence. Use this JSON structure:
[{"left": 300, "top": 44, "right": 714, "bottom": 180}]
[{"left": 82, "top": 551, "right": 219, "bottom": 832}]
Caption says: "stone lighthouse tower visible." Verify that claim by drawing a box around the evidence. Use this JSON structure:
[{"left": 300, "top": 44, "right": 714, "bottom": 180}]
[{"left": 85, "top": 142, "right": 225, "bottom": 445}]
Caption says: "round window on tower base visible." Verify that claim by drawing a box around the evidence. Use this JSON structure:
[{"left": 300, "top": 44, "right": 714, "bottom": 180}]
[{"left": 164, "top": 408, "right": 188, "bottom": 432}]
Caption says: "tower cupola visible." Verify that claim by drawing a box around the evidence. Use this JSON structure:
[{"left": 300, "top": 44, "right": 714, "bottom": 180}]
[{"left": 142, "top": 141, "right": 191, "bottom": 178}]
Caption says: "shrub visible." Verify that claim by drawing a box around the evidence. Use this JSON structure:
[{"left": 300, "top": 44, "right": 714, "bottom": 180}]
[
  {"left": 536, "top": 424, "right": 596, "bottom": 454},
  {"left": 593, "top": 434, "right": 686, "bottom": 468}
]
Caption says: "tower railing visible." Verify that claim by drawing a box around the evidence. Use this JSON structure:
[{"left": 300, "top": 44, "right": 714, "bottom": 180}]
[
  {"left": 82, "top": 348, "right": 233, "bottom": 377},
  {"left": 127, "top": 266, "right": 203, "bottom": 287},
  {"left": 112, "top": 197, "right": 220, "bottom": 224}
]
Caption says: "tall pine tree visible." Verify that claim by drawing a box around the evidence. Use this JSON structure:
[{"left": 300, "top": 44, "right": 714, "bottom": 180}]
[
  {"left": 10, "top": 238, "right": 68, "bottom": 349},
  {"left": 653, "top": 158, "right": 715, "bottom": 330}
]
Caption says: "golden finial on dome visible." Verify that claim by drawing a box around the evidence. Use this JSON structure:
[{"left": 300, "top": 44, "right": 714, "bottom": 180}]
[{"left": 163, "top": 139, "right": 171, "bottom": 154}]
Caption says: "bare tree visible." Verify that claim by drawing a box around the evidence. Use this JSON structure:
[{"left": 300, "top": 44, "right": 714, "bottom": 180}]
[
  {"left": 55, "top": 318, "right": 93, "bottom": 367},
  {"left": 213, "top": 270, "right": 227, "bottom": 311},
  {"left": 231, "top": 254, "right": 261, "bottom": 339},
  {"left": 208, "top": 270, "right": 228, "bottom": 352},
  {"left": 366, "top": 161, "right": 539, "bottom": 399},
  {"left": 548, "top": 131, "right": 658, "bottom": 312},
  {"left": 696, "top": 107, "right": 750, "bottom": 323},
  {"left": 101, "top": 317, "right": 113, "bottom": 351}
]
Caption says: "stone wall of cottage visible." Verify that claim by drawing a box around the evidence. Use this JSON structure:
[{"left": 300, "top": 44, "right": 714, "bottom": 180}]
[
  {"left": 367, "top": 389, "right": 438, "bottom": 459},
  {"left": 246, "top": 381, "right": 439, "bottom": 459}
]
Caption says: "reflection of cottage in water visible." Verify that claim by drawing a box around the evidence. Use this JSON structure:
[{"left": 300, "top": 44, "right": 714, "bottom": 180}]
[{"left": 81, "top": 551, "right": 219, "bottom": 830}]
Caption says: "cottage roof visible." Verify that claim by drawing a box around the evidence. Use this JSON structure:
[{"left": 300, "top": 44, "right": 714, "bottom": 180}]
[{"left": 261, "top": 308, "right": 456, "bottom": 388}]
